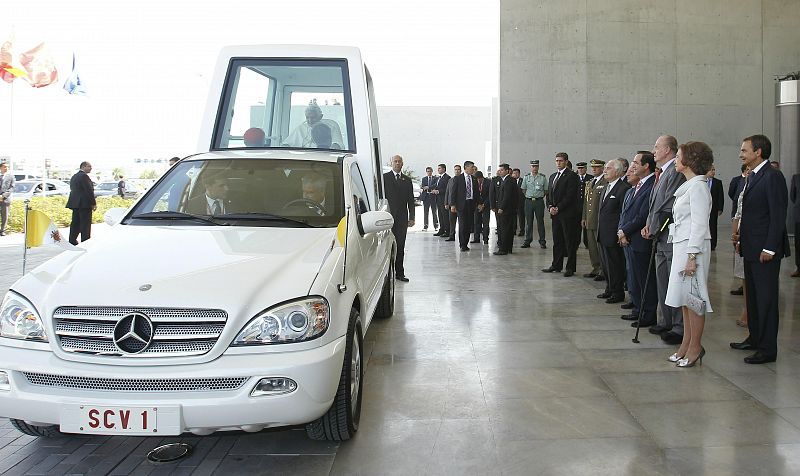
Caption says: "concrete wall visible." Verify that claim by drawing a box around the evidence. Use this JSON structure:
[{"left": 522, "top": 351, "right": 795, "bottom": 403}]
[
  {"left": 500, "top": 0, "right": 800, "bottom": 213},
  {"left": 378, "top": 106, "right": 492, "bottom": 179}
]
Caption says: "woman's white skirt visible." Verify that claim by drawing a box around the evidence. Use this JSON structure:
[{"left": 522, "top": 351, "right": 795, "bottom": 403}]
[{"left": 665, "top": 239, "right": 713, "bottom": 313}]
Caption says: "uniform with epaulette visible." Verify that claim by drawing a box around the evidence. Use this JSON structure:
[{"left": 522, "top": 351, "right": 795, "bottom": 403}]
[{"left": 582, "top": 159, "right": 606, "bottom": 279}]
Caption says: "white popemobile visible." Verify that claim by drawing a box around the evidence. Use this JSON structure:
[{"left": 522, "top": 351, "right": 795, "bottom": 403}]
[{"left": 0, "top": 45, "right": 396, "bottom": 441}]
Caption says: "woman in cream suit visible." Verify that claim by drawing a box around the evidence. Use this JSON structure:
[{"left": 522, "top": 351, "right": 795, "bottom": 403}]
[{"left": 665, "top": 141, "right": 714, "bottom": 368}]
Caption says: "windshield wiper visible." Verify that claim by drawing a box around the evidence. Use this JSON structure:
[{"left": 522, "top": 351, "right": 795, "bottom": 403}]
[
  {"left": 214, "top": 212, "right": 314, "bottom": 227},
  {"left": 130, "top": 211, "right": 223, "bottom": 225}
]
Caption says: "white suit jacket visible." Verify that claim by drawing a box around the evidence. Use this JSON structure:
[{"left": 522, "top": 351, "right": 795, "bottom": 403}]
[{"left": 668, "top": 175, "right": 712, "bottom": 253}]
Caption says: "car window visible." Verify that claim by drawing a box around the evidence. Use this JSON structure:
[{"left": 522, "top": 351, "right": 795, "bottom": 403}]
[
  {"left": 130, "top": 158, "right": 344, "bottom": 228},
  {"left": 213, "top": 58, "right": 354, "bottom": 152},
  {"left": 349, "top": 163, "right": 370, "bottom": 214}
]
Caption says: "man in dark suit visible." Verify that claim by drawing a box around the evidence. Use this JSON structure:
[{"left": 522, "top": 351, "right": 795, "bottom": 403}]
[
  {"left": 618, "top": 152, "right": 657, "bottom": 326},
  {"left": 493, "top": 163, "right": 518, "bottom": 255},
  {"left": 790, "top": 173, "right": 800, "bottom": 277},
  {"left": 384, "top": 155, "right": 415, "bottom": 282},
  {"left": 596, "top": 159, "right": 631, "bottom": 303},
  {"left": 187, "top": 174, "right": 233, "bottom": 215},
  {"left": 732, "top": 135, "right": 790, "bottom": 364},
  {"left": 542, "top": 152, "right": 581, "bottom": 276},
  {"left": 472, "top": 171, "right": 491, "bottom": 244},
  {"left": 489, "top": 171, "right": 503, "bottom": 239},
  {"left": 66, "top": 161, "right": 97, "bottom": 245},
  {"left": 576, "top": 162, "right": 593, "bottom": 248},
  {"left": 450, "top": 161, "right": 479, "bottom": 251},
  {"left": 432, "top": 164, "right": 450, "bottom": 237},
  {"left": 444, "top": 164, "right": 462, "bottom": 241},
  {"left": 707, "top": 165, "right": 725, "bottom": 250},
  {"left": 420, "top": 167, "right": 438, "bottom": 231}
]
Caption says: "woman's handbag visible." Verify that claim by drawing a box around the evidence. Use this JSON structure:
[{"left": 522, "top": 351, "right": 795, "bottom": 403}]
[{"left": 685, "top": 274, "right": 706, "bottom": 315}]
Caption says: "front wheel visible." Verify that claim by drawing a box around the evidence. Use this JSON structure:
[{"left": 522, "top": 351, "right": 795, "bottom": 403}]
[
  {"left": 306, "top": 307, "right": 363, "bottom": 441},
  {"left": 374, "top": 260, "right": 395, "bottom": 319},
  {"left": 10, "top": 419, "right": 62, "bottom": 438}
]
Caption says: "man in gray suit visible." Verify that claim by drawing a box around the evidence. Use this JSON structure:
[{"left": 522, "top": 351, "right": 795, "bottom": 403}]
[
  {"left": 641, "top": 135, "right": 686, "bottom": 345},
  {"left": 0, "top": 163, "right": 14, "bottom": 236}
]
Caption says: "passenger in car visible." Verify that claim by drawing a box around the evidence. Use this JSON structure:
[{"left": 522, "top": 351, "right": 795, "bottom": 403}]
[
  {"left": 187, "top": 174, "right": 231, "bottom": 215},
  {"left": 283, "top": 103, "right": 343, "bottom": 149},
  {"left": 243, "top": 127, "right": 267, "bottom": 147},
  {"left": 310, "top": 123, "right": 332, "bottom": 149},
  {"left": 300, "top": 173, "right": 329, "bottom": 215}
]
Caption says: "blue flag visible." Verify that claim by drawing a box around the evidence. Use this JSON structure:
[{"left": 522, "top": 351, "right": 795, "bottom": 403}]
[{"left": 63, "top": 53, "right": 87, "bottom": 96}]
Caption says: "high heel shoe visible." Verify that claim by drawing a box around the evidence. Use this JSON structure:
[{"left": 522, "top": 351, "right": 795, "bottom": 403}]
[
  {"left": 667, "top": 353, "right": 685, "bottom": 363},
  {"left": 677, "top": 347, "right": 705, "bottom": 368}
]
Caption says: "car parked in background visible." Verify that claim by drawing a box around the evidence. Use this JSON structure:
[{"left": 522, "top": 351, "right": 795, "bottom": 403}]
[
  {"left": 12, "top": 180, "right": 71, "bottom": 201},
  {"left": 94, "top": 181, "right": 143, "bottom": 199}
]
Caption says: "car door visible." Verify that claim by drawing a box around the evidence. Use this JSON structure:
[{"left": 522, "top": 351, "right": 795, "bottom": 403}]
[{"left": 347, "top": 161, "right": 384, "bottom": 307}]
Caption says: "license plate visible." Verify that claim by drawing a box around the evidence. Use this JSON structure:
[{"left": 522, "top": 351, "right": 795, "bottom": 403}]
[{"left": 60, "top": 405, "right": 181, "bottom": 435}]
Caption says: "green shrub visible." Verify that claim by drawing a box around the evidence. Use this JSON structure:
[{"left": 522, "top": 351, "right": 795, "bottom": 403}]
[{"left": 6, "top": 196, "right": 135, "bottom": 233}]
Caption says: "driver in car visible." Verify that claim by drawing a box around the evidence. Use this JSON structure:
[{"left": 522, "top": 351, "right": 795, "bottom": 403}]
[{"left": 300, "top": 174, "right": 329, "bottom": 215}]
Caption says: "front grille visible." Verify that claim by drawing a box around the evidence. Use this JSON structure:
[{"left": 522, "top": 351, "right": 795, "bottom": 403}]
[
  {"left": 53, "top": 306, "right": 228, "bottom": 358},
  {"left": 23, "top": 372, "right": 248, "bottom": 392}
]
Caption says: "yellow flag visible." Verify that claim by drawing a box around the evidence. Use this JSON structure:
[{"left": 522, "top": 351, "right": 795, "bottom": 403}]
[
  {"left": 25, "top": 210, "right": 76, "bottom": 250},
  {"left": 336, "top": 216, "right": 347, "bottom": 247}
]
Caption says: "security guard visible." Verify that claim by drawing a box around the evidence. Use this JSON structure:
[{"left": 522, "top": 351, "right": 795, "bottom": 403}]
[
  {"left": 520, "top": 160, "right": 549, "bottom": 248},
  {"left": 581, "top": 159, "right": 606, "bottom": 279}
]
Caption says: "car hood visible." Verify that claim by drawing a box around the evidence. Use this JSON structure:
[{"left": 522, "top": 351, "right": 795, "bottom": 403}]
[{"left": 16, "top": 225, "right": 338, "bottom": 312}]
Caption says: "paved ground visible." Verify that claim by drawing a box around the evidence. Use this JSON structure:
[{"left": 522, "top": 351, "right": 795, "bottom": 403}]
[{"left": 0, "top": 218, "right": 799, "bottom": 475}]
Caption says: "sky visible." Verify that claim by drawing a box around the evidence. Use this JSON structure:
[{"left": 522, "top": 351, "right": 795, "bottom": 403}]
[{"left": 0, "top": 0, "right": 498, "bottom": 174}]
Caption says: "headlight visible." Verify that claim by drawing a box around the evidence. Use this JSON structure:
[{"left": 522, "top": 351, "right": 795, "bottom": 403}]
[
  {"left": 0, "top": 292, "right": 48, "bottom": 342},
  {"left": 232, "top": 297, "right": 329, "bottom": 346}
]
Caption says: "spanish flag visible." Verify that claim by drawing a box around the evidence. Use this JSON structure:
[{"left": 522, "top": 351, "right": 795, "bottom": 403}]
[{"left": 25, "top": 210, "right": 78, "bottom": 250}]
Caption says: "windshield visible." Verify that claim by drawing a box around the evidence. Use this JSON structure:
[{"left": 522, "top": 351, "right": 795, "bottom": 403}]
[
  {"left": 128, "top": 158, "right": 344, "bottom": 228},
  {"left": 14, "top": 183, "right": 35, "bottom": 193},
  {"left": 96, "top": 183, "right": 117, "bottom": 190},
  {"left": 212, "top": 58, "right": 355, "bottom": 152}
]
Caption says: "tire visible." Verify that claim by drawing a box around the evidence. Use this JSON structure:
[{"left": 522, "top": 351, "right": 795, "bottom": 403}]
[
  {"left": 306, "top": 308, "right": 363, "bottom": 441},
  {"left": 374, "top": 260, "right": 395, "bottom": 319},
  {"left": 10, "top": 419, "right": 62, "bottom": 438}
]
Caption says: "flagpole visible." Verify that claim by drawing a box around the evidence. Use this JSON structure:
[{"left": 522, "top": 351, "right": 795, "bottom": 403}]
[{"left": 22, "top": 199, "right": 29, "bottom": 274}]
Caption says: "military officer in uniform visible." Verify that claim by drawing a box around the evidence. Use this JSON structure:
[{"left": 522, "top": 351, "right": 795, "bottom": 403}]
[
  {"left": 520, "top": 160, "right": 549, "bottom": 248},
  {"left": 582, "top": 159, "right": 606, "bottom": 279},
  {"left": 576, "top": 162, "right": 593, "bottom": 248}
]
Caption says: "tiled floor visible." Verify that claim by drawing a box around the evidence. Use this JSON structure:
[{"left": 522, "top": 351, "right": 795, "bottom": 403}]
[{"left": 0, "top": 220, "right": 798, "bottom": 475}]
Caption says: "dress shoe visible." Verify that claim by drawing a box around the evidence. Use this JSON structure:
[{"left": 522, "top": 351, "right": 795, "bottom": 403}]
[
  {"left": 540, "top": 243, "right": 547, "bottom": 249},
  {"left": 677, "top": 347, "right": 705, "bottom": 368},
  {"left": 605, "top": 295, "right": 624, "bottom": 304},
  {"left": 423, "top": 226, "right": 428, "bottom": 230},
  {"left": 792, "top": 269, "right": 800, "bottom": 278},
  {"left": 730, "top": 287, "right": 743, "bottom": 295},
  {"left": 620, "top": 314, "right": 638, "bottom": 321},
  {"left": 583, "top": 273, "right": 597, "bottom": 278},
  {"left": 461, "top": 246, "right": 470, "bottom": 251},
  {"left": 396, "top": 276, "right": 410, "bottom": 282},
  {"left": 542, "top": 267, "right": 560, "bottom": 273},
  {"left": 596, "top": 292, "right": 611, "bottom": 299},
  {"left": 661, "top": 331, "right": 683, "bottom": 345},
  {"left": 563, "top": 270, "right": 574, "bottom": 277},
  {"left": 521, "top": 242, "right": 531, "bottom": 248},
  {"left": 433, "top": 231, "right": 444, "bottom": 236},
  {"left": 667, "top": 352, "right": 684, "bottom": 363},
  {"left": 593, "top": 275, "right": 606, "bottom": 282},
  {"left": 0, "top": 232, "right": 5, "bottom": 236},
  {"left": 445, "top": 237, "right": 455, "bottom": 242},
  {"left": 620, "top": 302, "right": 634, "bottom": 310},
  {"left": 631, "top": 320, "right": 656, "bottom": 328},
  {"left": 744, "top": 351, "right": 776, "bottom": 364},
  {"left": 729, "top": 340, "right": 756, "bottom": 351},
  {"left": 649, "top": 325, "right": 670, "bottom": 335},
  {"left": 493, "top": 250, "right": 508, "bottom": 255}
]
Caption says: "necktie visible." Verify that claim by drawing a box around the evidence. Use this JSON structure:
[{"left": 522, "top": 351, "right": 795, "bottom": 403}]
[
  {"left": 466, "top": 175, "right": 473, "bottom": 200},
  {"left": 396, "top": 173, "right": 401, "bottom": 181},
  {"left": 634, "top": 181, "right": 642, "bottom": 196},
  {"left": 553, "top": 171, "right": 562, "bottom": 189},
  {"left": 654, "top": 167, "right": 662, "bottom": 185},
  {"left": 212, "top": 200, "right": 221, "bottom": 215},
  {"left": 708, "top": 179, "right": 713, "bottom": 191}
]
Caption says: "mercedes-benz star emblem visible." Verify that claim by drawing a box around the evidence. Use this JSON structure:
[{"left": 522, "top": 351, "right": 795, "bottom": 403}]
[{"left": 113, "top": 312, "right": 154, "bottom": 354}]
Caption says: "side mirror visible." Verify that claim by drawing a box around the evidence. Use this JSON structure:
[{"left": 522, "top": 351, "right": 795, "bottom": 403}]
[
  {"left": 103, "top": 207, "right": 128, "bottom": 226},
  {"left": 357, "top": 210, "right": 393, "bottom": 235}
]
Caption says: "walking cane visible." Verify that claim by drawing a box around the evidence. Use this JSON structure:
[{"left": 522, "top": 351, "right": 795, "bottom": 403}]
[{"left": 632, "top": 217, "right": 671, "bottom": 344}]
